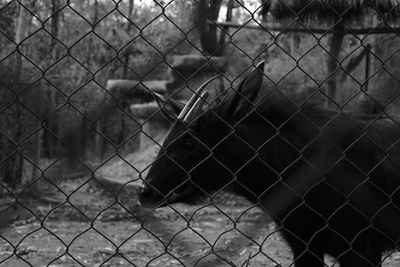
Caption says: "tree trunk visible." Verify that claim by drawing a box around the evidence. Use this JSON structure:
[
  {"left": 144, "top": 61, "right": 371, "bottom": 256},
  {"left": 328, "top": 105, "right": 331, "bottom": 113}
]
[
  {"left": 5, "top": 0, "right": 36, "bottom": 187},
  {"left": 96, "top": 119, "right": 104, "bottom": 162},
  {"left": 85, "top": 0, "right": 98, "bottom": 68},
  {"left": 50, "top": 0, "right": 59, "bottom": 55},
  {"left": 45, "top": 0, "right": 60, "bottom": 158},
  {"left": 122, "top": 0, "right": 134, "bottom": 78},
  {"left": 290, "top": 33, "right": 301, "bottom": 54},
  {"left": 32, "top": 120, "right": 43, "bottom": 180},
  {"left": 217, "top": 0, "right": 234, "bottom": 55},
  {"left": 15, "top": 0, "right": 35, "bottom": 76},
  {"left": 89, "top": 0, "right": 103, "bottom": 159},
  {"left": 198, "top": 0, "right": 222, "bottom": 56},
  {"left": 325, "top": 22, "right": 345, "bottom": 108}
]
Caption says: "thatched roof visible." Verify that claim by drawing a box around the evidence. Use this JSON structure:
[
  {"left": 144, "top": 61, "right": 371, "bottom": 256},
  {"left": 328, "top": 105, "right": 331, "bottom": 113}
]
[{"left": 260, "top": 0, "right": 400, "bottom": 22}]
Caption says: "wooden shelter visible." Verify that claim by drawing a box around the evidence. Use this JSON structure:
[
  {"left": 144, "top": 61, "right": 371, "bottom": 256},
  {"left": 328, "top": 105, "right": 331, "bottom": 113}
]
[
  {"left": 260, "top": 0, "right": 400, "bottom": 108},
  {"left": 261, "top": 0, "right": 400, "bottom": 22}
]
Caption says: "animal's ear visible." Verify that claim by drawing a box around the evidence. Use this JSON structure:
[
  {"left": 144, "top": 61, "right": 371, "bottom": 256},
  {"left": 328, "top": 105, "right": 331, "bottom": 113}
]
[
  {"left": 225, "top": 61, "right": 265, "bottom": 120},
  {"left": 153, "top": 93, "right": 185, "bottom": 122}
]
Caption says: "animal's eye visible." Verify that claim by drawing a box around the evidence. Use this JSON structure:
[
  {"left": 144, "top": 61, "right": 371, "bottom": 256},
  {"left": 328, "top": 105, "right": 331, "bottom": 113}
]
[{"left": 183, "top": 138, "right": 194, "bottom": 150}]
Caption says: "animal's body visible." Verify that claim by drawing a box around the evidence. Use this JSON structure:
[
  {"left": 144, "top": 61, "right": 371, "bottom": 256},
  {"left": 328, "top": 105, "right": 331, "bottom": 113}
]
[{"left": 139, "top": 62, "right": 400, "bottom": 266}]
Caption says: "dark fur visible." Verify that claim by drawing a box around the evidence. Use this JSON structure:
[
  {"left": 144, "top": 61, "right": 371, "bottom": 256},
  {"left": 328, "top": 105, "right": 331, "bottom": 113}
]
[{"left": 139, "top": 63, "right": 400, "bottom": 266}]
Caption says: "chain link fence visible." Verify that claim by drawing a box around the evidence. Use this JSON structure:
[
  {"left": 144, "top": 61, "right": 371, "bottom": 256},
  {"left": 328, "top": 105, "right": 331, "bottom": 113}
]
[{"left": 1, "top": 0, "right": 400, "bottom": 266}]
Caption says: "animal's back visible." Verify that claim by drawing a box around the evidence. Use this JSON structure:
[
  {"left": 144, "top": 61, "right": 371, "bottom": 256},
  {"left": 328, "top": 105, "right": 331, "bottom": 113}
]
[
  {"left": 275, "top": 106, "right": 400, "bottom": 264},
  {"left": 250, "top": 100, "right": 400, "bottom": 266},
  {"left": 362, "top": 118, "right": 400, "bottom": 225}
]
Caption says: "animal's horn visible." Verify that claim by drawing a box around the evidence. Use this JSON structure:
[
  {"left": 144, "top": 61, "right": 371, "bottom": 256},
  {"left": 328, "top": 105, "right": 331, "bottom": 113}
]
[
  {"left": 177, "top": 75, "right": 221, "bottom": 120},
  {"left": 183, "top": 91, "right": 209, "bottom": 123},
  {"left": 153, "top": 92, "right": 167, "bottom": 104}
]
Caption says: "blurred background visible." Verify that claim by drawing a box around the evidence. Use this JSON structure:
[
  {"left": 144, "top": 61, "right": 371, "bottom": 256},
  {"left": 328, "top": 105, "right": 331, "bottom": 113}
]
[{"left": 1, "top": 0, "right": 400, "bottom": 266}]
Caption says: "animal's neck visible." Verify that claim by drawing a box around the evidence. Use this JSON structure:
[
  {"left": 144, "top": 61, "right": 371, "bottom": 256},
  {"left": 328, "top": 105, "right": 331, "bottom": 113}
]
[{"left": 217, "top": 122, "right": 303, "bottom": 202}]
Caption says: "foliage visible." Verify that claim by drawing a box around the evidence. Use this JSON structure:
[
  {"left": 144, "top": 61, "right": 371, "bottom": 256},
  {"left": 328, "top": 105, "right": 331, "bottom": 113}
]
[
  {"left": 0, "top": 0, "right": 199, "bottom": 186},
  {"left": 0, "top": 62, "right": 46, "bottom": 186},
  {"left": 1, "top": 0, "right": 400, "bottom": 187}
]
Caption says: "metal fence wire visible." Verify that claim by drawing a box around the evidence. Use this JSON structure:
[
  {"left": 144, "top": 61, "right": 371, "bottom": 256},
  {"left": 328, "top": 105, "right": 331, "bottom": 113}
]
[{"left": 2, "top": 0, "right": 400, "bottom": 266}]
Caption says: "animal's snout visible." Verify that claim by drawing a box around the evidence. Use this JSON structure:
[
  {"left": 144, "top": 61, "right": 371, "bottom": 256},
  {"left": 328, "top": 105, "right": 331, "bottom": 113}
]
[
  {"left": 137, "top": 184, "right": 164, "bottom": 208},
  {"left": 138, "top": 185, "right": 153, "bottom": 199}
]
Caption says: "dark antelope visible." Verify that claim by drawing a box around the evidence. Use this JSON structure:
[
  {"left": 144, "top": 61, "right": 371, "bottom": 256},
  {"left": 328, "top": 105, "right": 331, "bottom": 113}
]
[{"left": 139, "top": 61, "right": 400, "bottom": 267}]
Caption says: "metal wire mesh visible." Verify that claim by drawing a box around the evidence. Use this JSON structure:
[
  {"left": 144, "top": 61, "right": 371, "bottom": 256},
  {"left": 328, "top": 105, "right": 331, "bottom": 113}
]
[{"left": 1, "top": 0, "right": 400, "bottom": 266}]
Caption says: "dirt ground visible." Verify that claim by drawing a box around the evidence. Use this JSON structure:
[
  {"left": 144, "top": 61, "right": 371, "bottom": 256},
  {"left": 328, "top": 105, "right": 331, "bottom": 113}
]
[
  {"left": 0, "top": 178, "right": 289, "bottom": 267},
  {"left": 1, "top": 148, "right": 400, "bottom": 266}
]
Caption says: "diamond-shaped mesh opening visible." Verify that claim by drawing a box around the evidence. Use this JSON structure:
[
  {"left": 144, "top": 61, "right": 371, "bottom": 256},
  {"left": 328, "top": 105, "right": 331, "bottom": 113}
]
[{"left": 4, "top": 0, "right": 400, "bottom": 266}]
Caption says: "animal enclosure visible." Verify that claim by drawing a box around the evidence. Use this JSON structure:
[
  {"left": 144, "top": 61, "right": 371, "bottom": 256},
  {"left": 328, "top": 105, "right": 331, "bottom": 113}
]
[{"left": 2, "top": 0, "right": 400, "bottom": 266}]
